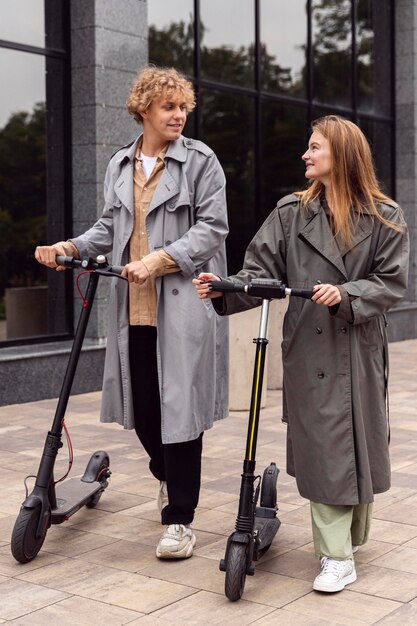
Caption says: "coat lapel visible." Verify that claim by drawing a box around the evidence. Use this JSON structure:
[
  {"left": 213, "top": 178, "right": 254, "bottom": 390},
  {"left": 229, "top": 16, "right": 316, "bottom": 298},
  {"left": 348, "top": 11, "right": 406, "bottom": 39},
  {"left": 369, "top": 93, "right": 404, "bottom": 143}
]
[
  {"left": 148, "top": 166, "right": 180, "bottom": 214},
  {"left": 114, "top": 138, "right": 139, "bottom": 214},
  {"left": 298, "top": 198, "right": 374, "bottom": 280}
]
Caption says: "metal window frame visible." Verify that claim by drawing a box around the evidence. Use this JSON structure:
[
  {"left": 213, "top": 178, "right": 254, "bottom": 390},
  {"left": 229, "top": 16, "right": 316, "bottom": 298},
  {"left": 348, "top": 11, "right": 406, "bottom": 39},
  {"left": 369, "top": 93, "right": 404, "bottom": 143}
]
[
  {"left": 0, "top": 0, "right": 73, "bottom": 348},
  {"left": 188, "top": 0, "right": 395, "bottom": 189}
]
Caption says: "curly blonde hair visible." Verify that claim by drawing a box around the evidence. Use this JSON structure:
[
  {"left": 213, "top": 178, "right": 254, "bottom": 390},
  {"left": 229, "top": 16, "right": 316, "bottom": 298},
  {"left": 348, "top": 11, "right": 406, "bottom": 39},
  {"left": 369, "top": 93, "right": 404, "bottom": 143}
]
[{"left": 126, "top": 65, "right": 196, "bottom": 123}]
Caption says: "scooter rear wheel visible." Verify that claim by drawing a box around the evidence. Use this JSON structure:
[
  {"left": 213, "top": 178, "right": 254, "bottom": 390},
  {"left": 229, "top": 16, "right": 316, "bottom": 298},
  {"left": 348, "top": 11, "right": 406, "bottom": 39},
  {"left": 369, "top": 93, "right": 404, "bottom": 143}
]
[
  {"left": 225, "top": 542, "right": 248, "bottom": 601},
  {"left": 260, "top": 463, "right": 279, "bottom": 509},
  {"left": 11, "top": 506, "right": 49, "bottom": 563}
]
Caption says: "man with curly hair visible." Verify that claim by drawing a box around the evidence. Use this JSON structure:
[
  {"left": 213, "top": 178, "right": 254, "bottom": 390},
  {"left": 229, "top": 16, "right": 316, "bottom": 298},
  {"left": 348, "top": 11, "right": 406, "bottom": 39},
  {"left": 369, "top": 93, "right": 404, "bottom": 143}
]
[{"left": 35, "top": 66, "right": 229, "bottom": 559}]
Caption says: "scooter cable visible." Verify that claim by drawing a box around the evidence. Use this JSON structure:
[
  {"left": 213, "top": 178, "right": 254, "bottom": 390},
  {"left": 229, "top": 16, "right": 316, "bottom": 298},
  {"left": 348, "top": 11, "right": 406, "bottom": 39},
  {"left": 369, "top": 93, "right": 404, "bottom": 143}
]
[
  {"left": 54, "top": 418, "right": 74, "bottom": 484},
  {"left": 76, "top": 270, "right": 94, "bottom": 308}
]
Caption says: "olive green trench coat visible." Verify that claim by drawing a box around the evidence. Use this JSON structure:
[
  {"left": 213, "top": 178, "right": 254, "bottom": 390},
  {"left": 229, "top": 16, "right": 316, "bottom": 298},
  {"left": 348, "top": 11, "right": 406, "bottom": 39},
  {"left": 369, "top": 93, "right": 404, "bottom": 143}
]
[{"left": 216, "top": 194, "right": 409, "bottom": 505}]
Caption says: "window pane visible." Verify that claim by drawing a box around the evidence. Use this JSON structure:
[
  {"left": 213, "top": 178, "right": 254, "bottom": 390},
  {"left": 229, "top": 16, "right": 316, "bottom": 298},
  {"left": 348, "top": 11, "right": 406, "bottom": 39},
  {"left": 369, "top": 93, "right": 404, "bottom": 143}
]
[
  {"left": 261, "top": 0, "right": 307, "bottom": 97},
  {"left": 357, "top": 0, "right": 392, "bottom": 116},
  {"left": 261, "top": 102, "right": 307, "bottom": 221},
  {"left": 312, "top": 0, "right": 352, "bottom": 107},
  {"left": 200, "top": 89, "right": 255, "bottom": 274},
  {"left": 148, "top": 0, "right": 194, "bottom": 75},
  {"left": 359, "top": 118, "right": 392, "bottom": 195},
  {"left": 0, "top": 0, "right": 45, "bottom": 47},
  {"left": 200, "top": 0, "right": 254, "bottom": 88},
  {"left": 0, "top": 49, "right": 67, "bottom": 342}
]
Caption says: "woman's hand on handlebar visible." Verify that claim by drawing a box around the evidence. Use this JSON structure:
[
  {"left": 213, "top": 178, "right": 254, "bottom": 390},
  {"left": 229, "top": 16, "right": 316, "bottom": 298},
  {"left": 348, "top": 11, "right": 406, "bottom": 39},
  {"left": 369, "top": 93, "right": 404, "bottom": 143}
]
[
  {"left": 34, "top": 243, "right": 67, "bottom": 271},
  {"left": 312, "top": 283, "right": 341, "bottom": 307},
  {"left": 192, "top": 273, "right": 222, "bottom": 299}
]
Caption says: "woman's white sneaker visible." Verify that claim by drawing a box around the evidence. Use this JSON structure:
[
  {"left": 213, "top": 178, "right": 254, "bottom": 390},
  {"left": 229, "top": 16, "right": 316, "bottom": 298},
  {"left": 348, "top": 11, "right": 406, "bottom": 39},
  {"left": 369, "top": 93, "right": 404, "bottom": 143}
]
[
  {"left": 313, "top": 557, "right": 357, "bottom": 592},
  {"left": 156, "top": 524, "right": 196, "bottom": 559}
]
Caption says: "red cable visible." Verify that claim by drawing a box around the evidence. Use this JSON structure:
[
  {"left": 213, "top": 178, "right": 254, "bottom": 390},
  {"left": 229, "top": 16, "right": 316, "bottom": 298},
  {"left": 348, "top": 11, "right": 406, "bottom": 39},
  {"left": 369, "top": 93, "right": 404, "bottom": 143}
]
[{"left": 76, "top": 270, "right": 94, "bottom": 308}]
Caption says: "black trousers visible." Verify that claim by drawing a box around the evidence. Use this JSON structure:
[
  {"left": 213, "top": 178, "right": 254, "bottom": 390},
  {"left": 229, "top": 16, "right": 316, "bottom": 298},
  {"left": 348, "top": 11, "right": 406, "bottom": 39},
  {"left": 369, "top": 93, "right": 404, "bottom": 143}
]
[{"left": 129, "top": 325, "right": 202, "bottom": 525}]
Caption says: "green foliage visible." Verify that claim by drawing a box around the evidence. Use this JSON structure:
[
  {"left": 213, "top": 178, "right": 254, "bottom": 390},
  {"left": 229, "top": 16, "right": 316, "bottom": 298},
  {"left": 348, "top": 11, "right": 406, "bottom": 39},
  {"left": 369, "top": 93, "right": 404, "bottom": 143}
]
[{"left": 0, "top": 102, "right": 47, "bottom": 295}]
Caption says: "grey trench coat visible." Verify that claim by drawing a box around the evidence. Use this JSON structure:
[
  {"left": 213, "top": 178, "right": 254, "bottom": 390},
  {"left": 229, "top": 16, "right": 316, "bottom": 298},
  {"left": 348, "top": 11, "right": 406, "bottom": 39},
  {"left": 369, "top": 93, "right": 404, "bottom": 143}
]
[
  {"left": 71, "top": 135, "right": 229, "bottom": 443},
  {"left": 216, "top": 194, "right": 409, "bottom": 505}
]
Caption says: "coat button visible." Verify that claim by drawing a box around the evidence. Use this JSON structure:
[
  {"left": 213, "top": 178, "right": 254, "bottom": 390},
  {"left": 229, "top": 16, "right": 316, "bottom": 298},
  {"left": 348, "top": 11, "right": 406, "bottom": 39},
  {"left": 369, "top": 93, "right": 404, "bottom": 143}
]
[
  {"left": 317, "top": 372, "right": 325, "bottom": 379},
  {"left": 316, "top": 327, "right": 322, "bottom": 334},
  {"left": 186, "top": 139, "right": 193, "bottom": 146},
  {"left": 340, "top": 327, "right": 347, "bottom": 333},
  {"left": 167, "top": 200, "right": 175, "bottom": 208},
  {"left": 172, "top": 289, "right": 179, "bottom": 295},
  {"left": 165, "top": 240, "right": 172, "bottom": 245}
]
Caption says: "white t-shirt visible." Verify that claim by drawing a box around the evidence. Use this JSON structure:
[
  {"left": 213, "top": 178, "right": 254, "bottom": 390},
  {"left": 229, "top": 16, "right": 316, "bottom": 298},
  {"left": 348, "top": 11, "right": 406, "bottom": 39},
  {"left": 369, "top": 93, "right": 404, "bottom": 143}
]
[{"left": 140, "top": 152, "right": 158, "bottom": 179}]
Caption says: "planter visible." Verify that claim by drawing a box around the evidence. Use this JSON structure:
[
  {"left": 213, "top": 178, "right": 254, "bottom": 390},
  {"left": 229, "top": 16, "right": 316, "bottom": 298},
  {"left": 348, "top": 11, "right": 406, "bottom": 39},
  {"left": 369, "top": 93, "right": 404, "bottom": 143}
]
[{"left": 5, "top": 286, "right": 48, "bottom": 339}]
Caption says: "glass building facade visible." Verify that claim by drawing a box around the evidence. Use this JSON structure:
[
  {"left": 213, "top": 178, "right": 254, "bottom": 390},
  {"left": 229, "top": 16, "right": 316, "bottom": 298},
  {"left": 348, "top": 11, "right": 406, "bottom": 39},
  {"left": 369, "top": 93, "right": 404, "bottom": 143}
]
[
  {"left": 149, "top": 0, "right": 394, "bottom": 273},
  {"left": 3, "top": 0, "right": 416, "bottom": 407},
  {"left": 0, "top": 0, "right": 71, "bottom": 345}
]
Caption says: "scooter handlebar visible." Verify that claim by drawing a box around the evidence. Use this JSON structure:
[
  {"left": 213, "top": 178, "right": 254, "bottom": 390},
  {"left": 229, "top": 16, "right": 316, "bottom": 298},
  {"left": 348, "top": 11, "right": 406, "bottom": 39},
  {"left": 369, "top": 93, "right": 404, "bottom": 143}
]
[
  {"left": 55, "top": 255, "right": 125, "bottom": 277},
  {"left": 208, "top": 278, "right": 314, "bottom": 300}
]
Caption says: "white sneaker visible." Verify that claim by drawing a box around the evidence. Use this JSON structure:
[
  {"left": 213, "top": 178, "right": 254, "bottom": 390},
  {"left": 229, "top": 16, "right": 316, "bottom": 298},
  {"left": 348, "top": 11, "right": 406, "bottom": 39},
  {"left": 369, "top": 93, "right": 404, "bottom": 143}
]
[
  {"left": 157, "top": 481, "right": 168, "bottom": 513},
  {"left": 313, "top": 557, "right": 357, "bottom": 592},
  {"left": 352, "top": 545, "right": 359, "bottom": 554},
  {"left": 156, "top": 524, "right": 196, "bottom": 559}
]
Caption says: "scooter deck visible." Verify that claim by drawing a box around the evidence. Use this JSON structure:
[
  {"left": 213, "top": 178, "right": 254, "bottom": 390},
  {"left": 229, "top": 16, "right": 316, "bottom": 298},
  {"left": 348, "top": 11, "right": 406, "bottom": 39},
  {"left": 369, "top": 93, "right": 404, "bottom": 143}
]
[{"left": 51, "top": 477, "right": 102, "bottom": 521}]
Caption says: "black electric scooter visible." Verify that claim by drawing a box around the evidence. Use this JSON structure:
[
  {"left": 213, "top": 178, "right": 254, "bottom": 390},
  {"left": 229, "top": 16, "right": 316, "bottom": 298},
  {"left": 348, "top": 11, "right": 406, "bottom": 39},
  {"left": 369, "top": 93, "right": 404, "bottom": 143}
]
[
  {"left": 11, "top": 255, "right": 125, "bottom": 563},
  {"left": 209, "top": 278, "right": 313, "bottom": 601}
]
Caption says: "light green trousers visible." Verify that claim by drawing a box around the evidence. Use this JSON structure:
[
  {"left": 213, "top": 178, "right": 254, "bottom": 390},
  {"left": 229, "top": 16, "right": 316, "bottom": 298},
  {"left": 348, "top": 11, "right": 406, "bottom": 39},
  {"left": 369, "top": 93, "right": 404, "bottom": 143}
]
[{"left": 310, "top": 501, "right": 373, "bottom": 559}]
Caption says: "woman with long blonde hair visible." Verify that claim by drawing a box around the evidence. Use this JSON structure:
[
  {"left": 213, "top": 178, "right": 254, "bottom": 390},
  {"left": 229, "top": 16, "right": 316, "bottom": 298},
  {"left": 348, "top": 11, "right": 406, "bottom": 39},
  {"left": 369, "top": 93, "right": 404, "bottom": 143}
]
[{"left": 194, "top": 115, "right": 409, "bottom": 593}]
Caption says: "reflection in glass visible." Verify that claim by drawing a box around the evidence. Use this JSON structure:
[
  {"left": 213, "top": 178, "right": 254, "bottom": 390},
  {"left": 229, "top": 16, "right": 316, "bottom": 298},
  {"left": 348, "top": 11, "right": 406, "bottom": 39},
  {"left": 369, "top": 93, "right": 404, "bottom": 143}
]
[
  {"left": 357, "top": 0, "right": 392, "bottom": 115},
  {"left": 261, "top": 102, "right": 307, "bottom": 221},
  {"left": 0, "top": 49, "right": 67, "bottom": 341},
  {"left": 260, "top": 0, "right": 307, "bottom": 97},
  {"left": 0, "top": 0, "right": 45, "bottom": 47},
  {"left": 148, "top": 0, "right": 194, "bottom": 75},
  {"left": 359, "top": 118, "right": 392, "bottom": 196},
  {"left": 312, "top": 0, "right": 352, "bottom": 107},
  {"left": 200, "top": 89, "right": 255, "bottom": 273},
  {"left": 200, "top": 0, "right": 254, "bottom": 88}
]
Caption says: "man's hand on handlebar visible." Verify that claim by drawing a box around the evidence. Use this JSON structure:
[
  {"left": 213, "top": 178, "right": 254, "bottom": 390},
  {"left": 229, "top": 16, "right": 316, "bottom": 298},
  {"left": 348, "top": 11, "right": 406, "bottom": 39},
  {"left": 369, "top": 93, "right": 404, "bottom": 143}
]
[
  {"left": 312, "top": 283, "right": 341, "bottom": 307},
  {"left": 35, "top": 244, "right": 67, "bottom": 271},
  {"left": 122, "top": 260, "right": 150, "bottom": 285},
  {"left": 192, "top": 273, "right": 222, "bottom": 299}
]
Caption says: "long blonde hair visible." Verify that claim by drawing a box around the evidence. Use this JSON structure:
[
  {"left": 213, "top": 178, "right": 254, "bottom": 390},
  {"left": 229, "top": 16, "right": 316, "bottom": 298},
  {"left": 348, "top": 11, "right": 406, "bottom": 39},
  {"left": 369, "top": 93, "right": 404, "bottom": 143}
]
[{"left": 296, "top": 115, "right": 403, "bottom": 246}]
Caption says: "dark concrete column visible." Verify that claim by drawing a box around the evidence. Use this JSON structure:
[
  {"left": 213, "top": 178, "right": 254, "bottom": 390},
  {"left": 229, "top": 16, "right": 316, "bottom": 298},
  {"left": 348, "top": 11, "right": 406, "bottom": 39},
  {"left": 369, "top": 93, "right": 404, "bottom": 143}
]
[
  {"left": 70, "top": 0, "right": 148, "bottom": 340},
  {"left": 389, "top": 0, "right": 417, "bottom": 339}
]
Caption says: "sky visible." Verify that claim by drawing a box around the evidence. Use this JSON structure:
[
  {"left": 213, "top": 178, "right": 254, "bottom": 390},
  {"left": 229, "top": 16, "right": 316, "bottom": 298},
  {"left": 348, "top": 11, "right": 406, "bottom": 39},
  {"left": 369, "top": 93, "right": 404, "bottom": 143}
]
[{"left": 0, "top": 0, "right": 45, "bottom": 127}]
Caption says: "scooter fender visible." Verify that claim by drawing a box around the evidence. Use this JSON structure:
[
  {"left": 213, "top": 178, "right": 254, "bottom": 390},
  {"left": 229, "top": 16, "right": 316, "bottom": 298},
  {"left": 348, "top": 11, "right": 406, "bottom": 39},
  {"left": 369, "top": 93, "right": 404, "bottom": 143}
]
[{"left": 20, "top": 494, "right": 51, "bottom": 538}]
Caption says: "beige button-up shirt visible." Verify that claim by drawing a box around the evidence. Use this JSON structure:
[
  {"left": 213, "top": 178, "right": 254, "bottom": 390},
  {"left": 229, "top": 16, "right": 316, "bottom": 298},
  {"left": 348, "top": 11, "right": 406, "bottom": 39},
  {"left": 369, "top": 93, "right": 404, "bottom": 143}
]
[{"left": 56, "top": 141, "right": 179, "bottom": 326}]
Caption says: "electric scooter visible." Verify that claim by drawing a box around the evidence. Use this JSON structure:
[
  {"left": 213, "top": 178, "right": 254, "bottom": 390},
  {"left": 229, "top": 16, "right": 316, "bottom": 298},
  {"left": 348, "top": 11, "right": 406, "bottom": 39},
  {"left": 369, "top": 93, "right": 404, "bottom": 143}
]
[
  {"left": 209, "top": 277, "right": 313, "bottom": 601},
  {"left": 11, "top": 255, "right": 125, "bottom": 563}
]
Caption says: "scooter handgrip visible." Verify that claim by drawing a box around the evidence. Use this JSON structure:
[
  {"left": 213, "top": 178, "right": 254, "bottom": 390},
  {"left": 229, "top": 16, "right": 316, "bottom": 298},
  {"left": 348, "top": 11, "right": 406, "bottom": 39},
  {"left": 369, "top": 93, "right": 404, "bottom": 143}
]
[
  {"left": 209, "top": 280, "right": 245, "bottom": 293},
  {"left": 289, "top": 288, "right": 314, "bottom": 299},
  {"left": 107, "top": 264, "right": 124, "bottom": 276},
  {"left": 56, "top": 255, "right": 80, "bottom": 267}
]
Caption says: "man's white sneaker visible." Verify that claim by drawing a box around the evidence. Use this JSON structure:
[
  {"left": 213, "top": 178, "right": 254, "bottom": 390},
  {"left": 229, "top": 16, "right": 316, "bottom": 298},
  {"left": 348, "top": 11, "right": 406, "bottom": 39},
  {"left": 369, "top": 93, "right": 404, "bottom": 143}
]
[
  {"left": 156, "top": 524, "right": 196, "bottom": 559},
  {"left": 157, "top": 481, "right": 168, "bottom": 513},
  {"left": 352, "top": 545, "right": 359, "bottom": 554},
  {"left": 313, "top": 557, "right": 357, "bottom": 592}
]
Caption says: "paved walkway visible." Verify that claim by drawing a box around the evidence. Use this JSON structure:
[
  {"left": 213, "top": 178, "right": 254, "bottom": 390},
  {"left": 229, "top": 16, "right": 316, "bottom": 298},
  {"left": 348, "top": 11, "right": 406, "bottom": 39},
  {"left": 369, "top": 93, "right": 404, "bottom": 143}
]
[{"left": 1, "top": 339, "right": 417, "bottom": 625}]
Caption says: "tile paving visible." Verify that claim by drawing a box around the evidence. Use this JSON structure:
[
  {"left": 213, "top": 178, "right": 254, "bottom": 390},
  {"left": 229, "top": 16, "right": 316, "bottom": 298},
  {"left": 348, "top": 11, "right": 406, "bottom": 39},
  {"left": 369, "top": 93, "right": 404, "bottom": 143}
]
[{"left": 0, "top": 339, "right": 417, "bottom": 624}]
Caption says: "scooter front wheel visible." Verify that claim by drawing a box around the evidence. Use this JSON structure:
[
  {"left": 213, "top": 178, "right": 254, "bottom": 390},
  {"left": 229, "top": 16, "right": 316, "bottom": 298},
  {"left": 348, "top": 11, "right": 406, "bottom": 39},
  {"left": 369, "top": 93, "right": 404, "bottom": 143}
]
[
  {"left": 11, "top": 506, "right": 49, "bottom": 563},
  {"left": 225, "top": 541, "right": 248, "bottom": 601}
]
